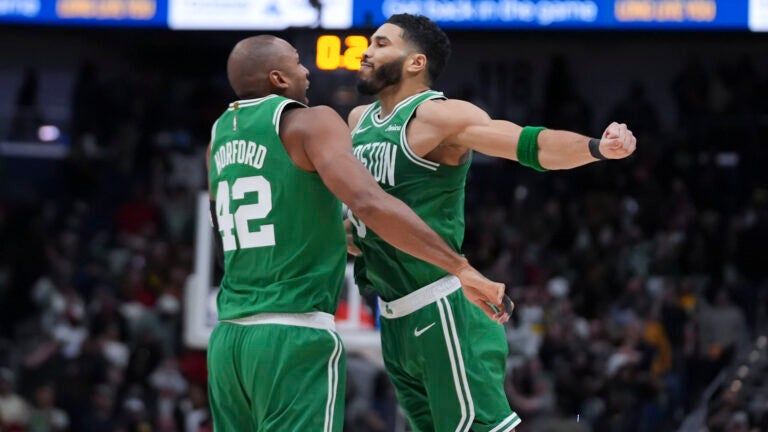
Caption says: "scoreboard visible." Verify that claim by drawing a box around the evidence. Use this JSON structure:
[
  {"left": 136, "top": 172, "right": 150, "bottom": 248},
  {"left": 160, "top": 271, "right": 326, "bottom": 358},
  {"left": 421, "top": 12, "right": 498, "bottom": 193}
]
[{"left": 315, "top": 34, "right": 368, "bottom": 71}]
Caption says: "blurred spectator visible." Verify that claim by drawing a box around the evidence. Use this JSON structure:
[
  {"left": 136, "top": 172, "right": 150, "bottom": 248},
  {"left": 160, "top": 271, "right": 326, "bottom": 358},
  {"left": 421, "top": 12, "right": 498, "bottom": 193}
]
[
  {"left": 27, "top": 383, "right": 69, "bottom": 432},
  {"left": 698, "top": 289, "right": 747, "bottom": 365},
  {"left": 150, "top": 357, "right": 188, "bottom": 429},
  {"left": 115, "top": 183, "right": 160, "bottom": 237},
  {"left": 506, "top": 358, "right": 556, "bottom": 429},
  {"left": 0, "top": 368, "right": 31, "bottom": 431},
  {"left": 117, "top": 389, "right": 152, "bottom": 432},
  {"left": 725, "top": 411, "right": 750, "bottom": 432},
  {"left": 78, "top": 384, "right": 117, "bottom": 432},
  {"left": 175, "top": 384, "right": 211, "bottom": 432}
]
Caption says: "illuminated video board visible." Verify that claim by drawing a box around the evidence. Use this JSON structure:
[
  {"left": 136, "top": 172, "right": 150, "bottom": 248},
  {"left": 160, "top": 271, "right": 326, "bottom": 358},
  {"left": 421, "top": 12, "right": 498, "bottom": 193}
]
[
  {"left": 0, "top": 0, "right": 765, "bottom": 31},
  {"left": 353, "top": 0, "right": 750, "bottom": 30},
  {"left": 0, "top": 0, "right": 166, "bottom": 26}
]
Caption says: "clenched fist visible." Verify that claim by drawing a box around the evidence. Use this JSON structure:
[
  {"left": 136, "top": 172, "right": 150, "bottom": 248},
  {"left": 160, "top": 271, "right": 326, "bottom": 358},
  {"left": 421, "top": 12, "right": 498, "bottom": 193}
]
[{"left": 598, "top": 122, "right": 637, "bottom": 159}]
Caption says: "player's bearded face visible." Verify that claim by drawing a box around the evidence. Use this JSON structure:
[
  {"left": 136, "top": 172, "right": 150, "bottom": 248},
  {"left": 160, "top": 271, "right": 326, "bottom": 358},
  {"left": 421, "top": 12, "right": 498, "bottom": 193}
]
[{"left": 356, "top": 56, "right": 405, "bottom": 95}]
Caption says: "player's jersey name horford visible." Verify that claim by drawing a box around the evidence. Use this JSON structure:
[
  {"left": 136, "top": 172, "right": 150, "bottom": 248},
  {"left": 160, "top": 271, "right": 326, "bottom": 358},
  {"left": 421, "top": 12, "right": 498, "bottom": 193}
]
[{"left": 212, "top": 140, "right": 268, "bottom": 174}]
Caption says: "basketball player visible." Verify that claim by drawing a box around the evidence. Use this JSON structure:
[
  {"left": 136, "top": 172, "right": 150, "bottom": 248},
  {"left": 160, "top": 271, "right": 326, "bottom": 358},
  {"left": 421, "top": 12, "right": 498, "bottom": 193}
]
[
  {"left": 347, "top": 14, "right": 637, "bottom": 432},
  {"left": 205, "top": 35, "right": 508, "bottom": 432}
]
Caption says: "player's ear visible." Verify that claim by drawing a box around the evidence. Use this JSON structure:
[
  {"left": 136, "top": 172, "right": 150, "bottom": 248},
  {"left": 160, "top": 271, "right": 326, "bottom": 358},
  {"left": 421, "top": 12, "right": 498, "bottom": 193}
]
[
  {"left": 269, "top": 70, "right": 289, "bottom": 90},
  {"left": 407, "top": 53, "right": 427, "bottom": 74}
]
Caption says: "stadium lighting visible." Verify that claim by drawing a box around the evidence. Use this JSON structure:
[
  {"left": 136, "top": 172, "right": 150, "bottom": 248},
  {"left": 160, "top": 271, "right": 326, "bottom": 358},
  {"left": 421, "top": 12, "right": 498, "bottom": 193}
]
[{"left": 37, "top": 125, "right": 60, "bottom": 142}]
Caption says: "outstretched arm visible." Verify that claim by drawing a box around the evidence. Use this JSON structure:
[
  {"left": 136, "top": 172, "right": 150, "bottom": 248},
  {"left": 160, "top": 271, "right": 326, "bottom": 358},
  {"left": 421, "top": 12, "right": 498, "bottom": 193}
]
[
  {"left": 417, "top": 99, "right": 637, "bottom": 170},
  {"left": 283, "top": 105, "right": 508, "bottom": 321}
]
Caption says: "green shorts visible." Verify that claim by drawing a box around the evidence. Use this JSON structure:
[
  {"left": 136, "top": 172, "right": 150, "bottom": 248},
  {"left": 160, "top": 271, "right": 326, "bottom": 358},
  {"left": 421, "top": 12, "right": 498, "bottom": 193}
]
[
  {"left": 207, "top": 315, "right": 345, "bottom": 432},
  {"left": 380, "top": 284, "right": 521, "bottom": 432}
]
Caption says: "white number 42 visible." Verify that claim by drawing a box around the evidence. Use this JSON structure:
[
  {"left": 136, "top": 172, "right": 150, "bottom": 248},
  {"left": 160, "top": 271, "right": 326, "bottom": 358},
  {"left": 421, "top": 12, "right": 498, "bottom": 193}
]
[{"left": 215, "top": 176, "right": 275, "bottom": 251}]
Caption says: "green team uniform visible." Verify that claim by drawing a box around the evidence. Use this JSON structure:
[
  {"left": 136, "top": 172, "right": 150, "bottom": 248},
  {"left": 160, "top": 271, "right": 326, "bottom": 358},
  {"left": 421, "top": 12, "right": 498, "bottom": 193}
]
[
  {"left": 349, "top": 90, "right": 521, "bottom": 432},
  {"left": 208, "top": 95, "right": 346, "bottom": 432}
]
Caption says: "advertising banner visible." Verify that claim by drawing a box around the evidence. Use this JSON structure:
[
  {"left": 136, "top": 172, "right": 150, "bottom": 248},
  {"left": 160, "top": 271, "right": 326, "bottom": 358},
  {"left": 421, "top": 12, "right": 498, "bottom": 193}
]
[
  {"left": 750, "top": 0, "right": 768, "bottom": 30},
  {"left": 0, "top": 0, "right": 167, "bottom": 26},
  {"left": 0, "top": 0, "right": 758, "bottom": 31},
  {"left": 168, "top": 0, "right": 353, "bottom": 30},
  {"left": 352, "top": 0, "right": 749, "bottom": 30}
]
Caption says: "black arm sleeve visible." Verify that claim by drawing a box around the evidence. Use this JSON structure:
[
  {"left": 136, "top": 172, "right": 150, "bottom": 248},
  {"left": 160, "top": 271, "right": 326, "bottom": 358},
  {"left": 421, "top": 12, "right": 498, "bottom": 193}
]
[{"left": 209, "top": 200, "right": 225, "bottom": 270}]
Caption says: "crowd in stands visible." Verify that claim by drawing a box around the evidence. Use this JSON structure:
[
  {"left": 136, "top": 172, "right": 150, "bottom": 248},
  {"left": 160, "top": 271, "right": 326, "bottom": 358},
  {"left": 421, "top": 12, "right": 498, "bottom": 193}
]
[{"left": 0, "top": 41, "right": 766, "bottom": 432}]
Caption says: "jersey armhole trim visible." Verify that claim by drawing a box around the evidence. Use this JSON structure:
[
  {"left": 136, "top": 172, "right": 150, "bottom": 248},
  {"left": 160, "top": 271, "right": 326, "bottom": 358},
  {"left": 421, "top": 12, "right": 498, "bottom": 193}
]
[
  {"left": 273, "top": 99, "right": 306, "bottom": 135},
  {"left": 228, "top": 94, "right": 279, "bottom": 110},
  {"left": 400, "top": 95, "right": 444, "bottom": 171},
  {"left": 271, "top": 100, "right": 318, "bottom": 175}
]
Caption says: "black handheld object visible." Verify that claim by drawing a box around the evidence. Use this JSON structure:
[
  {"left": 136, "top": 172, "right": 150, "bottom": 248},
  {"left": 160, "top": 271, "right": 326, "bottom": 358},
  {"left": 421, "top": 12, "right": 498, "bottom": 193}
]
[
  {"left": 487, "top": 295, "right": 516, "bottom": 317},
  {"left": 502, "top": 295, "right": 515, "bottom": 315}
]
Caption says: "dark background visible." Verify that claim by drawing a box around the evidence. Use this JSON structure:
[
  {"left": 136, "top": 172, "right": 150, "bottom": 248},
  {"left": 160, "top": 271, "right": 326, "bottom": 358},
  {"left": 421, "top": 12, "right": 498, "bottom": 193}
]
[{"left": 0, "top": 23, "right": 767, "bottom": 432}]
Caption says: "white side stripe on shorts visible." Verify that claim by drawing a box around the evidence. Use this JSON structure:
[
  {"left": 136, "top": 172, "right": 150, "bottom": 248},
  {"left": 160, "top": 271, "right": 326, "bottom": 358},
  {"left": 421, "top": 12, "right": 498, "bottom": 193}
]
[
  {"left": 437, "top": 298, "right": 475, "bottom": 432},
  {"left": 442, "top": 298, "right": 476, "bottom": 432},
  {"left": 489, "top": 412, "right": 522, "bottom": 432},
  {"left": 324, "top": 331, "right": 342, "bottom": 432}
]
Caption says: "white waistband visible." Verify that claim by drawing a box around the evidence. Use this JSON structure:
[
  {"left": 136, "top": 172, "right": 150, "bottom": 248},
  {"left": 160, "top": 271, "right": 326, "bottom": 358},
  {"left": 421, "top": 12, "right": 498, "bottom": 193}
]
[
  {"left": 378, "top": 275, "right": 461, "bottom": 319},
  {"left": 222, "top": 311, "right": 336, "bottom": 331}
]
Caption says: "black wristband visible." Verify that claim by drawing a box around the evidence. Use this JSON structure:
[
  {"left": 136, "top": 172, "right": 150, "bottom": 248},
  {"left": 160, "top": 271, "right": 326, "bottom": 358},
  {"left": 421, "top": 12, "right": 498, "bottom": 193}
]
[{"left": 589, "top": 138, "right": 607, "bottom": 160}]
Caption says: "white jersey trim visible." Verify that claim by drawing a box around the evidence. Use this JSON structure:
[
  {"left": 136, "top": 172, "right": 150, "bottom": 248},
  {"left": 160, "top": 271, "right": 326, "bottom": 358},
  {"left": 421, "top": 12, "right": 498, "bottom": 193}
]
[
  {"left": 437, "top": 297, "right": 475, "bottom": 432},
  {"left": 222, "top": 311, "right": 336, "bottom": 331},
  {"left": 324, "top": 331, "right": 343, "bottom": 432},
  {"left": 399, "top": 93, "right": 444, "bottom": 171},
  {"left": 227, "top": 94, "right": 279, "bottom": 110},
  {"left": 400, "top": 115, "right": 439, "bottom": 171},
  {"left": 489, "top": 413, "right": 522, "bottom": 432},
  {"left": 273, "top": 98, "right": 302, "bottom": 135},
  {"left": 370, "top": 90, "right": 443, "bottom": 127}
]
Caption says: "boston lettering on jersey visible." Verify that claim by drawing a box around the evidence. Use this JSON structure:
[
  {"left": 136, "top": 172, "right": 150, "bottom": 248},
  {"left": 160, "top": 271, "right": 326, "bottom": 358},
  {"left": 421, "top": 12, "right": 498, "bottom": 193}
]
[
  {"left": 352, "top": 141, "right": 397, "bottom": 187},
  {"left": 213, "top": 140, "right": 268, "bottom": 174},
  {"left": 351, "top": 90, "right": 475, "bottom": 302}
]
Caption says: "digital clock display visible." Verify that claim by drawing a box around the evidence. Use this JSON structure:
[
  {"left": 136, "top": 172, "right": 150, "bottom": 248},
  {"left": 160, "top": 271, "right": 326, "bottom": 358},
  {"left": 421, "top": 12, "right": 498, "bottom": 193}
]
[{"left": 315, "top": 34, "right": 368, "bottom": 71}]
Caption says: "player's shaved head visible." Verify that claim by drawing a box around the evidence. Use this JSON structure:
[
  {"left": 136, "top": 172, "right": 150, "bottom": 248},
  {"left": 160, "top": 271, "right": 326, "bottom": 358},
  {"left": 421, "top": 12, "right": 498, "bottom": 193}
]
[{"left": 227, "top": 35, "right": 298, "bottom": 100}]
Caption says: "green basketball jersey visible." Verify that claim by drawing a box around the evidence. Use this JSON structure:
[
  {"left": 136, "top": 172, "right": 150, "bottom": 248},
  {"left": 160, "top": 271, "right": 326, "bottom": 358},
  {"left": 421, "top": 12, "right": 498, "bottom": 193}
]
[
  {"left": 209, "top": 95, "right": 346, "bottom": 320},
  {"left": 349, "top": 90, "right": 471, "bottom": 301}
]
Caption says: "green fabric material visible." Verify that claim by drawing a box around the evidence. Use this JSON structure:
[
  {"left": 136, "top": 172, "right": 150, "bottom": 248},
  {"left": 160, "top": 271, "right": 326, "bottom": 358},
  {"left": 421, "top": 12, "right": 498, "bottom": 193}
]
[
  {"left": 208, "top": 322, "right": 346, "bottom": 431},
  {"left": 209, "top": 95, "right": 347, "bottom": 319},
  {"left": 380, "top": 290, "right": 521, "bottom": 432},
  {"left": 517, "top": 126, "right": 547, "bottom": 172},
  {"left": 349, "top": 90, "right": 471, "bottom": 301}
]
